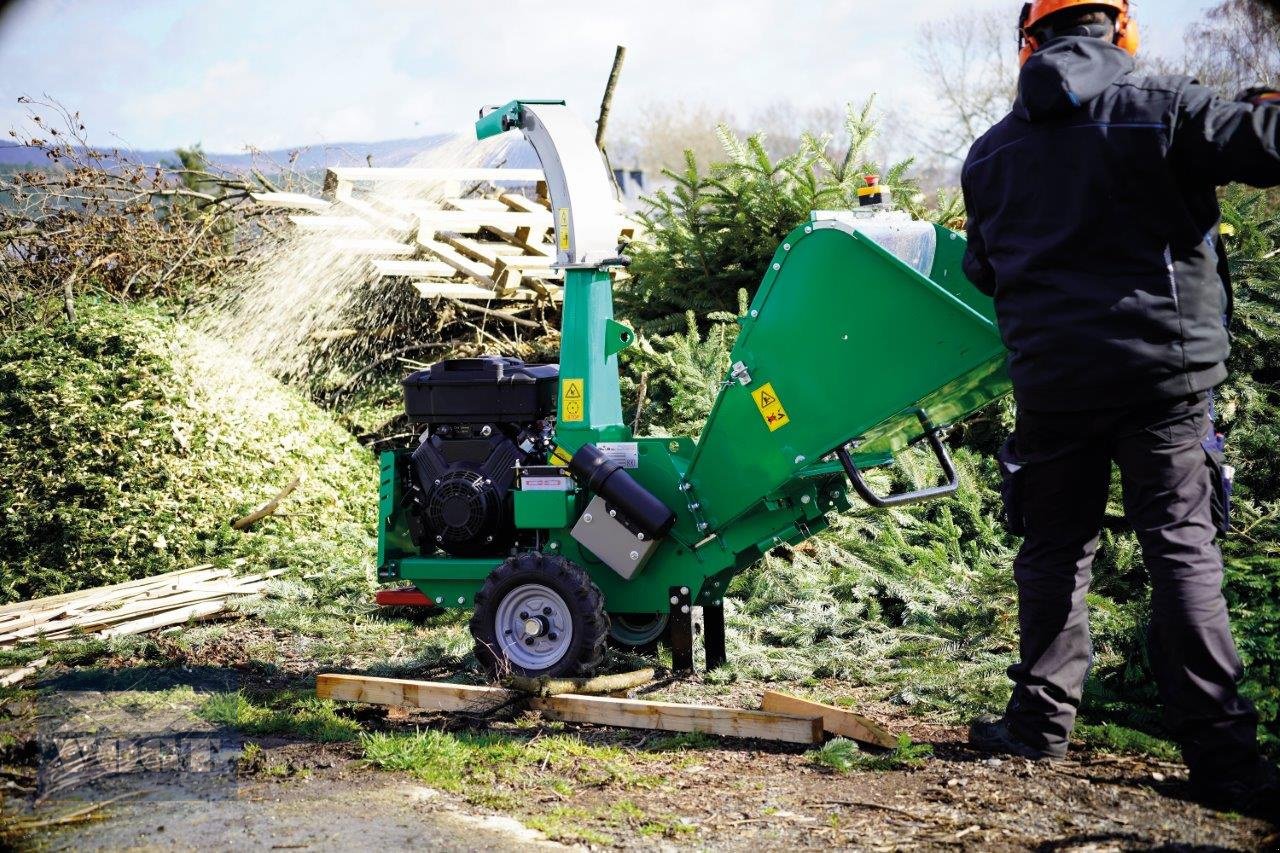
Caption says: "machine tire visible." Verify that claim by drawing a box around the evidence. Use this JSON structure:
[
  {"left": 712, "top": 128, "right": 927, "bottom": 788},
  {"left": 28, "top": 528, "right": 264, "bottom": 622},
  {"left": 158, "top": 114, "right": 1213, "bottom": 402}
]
[
  {"left": 607, "top": 613, "right": 670, "bottom": 653},
  {"left": 471, "top": 553, "right": 608, "bottom": 678}
]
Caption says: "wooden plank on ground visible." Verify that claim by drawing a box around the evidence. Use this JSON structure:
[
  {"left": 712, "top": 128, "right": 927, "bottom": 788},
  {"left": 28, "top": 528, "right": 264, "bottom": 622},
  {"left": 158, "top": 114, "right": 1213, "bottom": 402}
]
[
  {"left": 317, "top": 673, "right": 513, "bottom": 713},
  {"left": 0, "top": 656, "right": 47, "bottom": 687},
  {"left": 530, "top": 694, "right": 823, "bottom": 745},
  {"left": 316, "top": 674, "right": 823, "bottom": 744},
  {"left": 97, "top": 599, "right": 234, "bottom": 639},
  {"left": 760, "top": 690, "right": 898, "bottom": 749},
  {"left": 0, "top": 566, "right": 222, "bottom": 617}
]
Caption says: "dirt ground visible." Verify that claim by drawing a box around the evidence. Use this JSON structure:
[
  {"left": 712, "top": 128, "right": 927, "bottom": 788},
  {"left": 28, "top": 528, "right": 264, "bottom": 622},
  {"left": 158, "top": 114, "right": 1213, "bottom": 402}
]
[{"left": 1, "top": 626, "right": 1277, "bottom": 851}]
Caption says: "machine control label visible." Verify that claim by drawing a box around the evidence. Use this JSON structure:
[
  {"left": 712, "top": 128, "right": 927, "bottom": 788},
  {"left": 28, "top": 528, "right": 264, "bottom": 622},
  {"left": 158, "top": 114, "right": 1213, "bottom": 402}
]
[
  {"left": 557, "top": 207, "right": 571, "bottom": 251},
  {"left": 596, "top": 442, "right": 639, "bottom": 469},
  {"left": 562, "top": 378, "right": 584, "bottom": 422},
  {"left": 521, "top": 475, "right": 572, "bottom": 491},
  {"left": 751, "top": 382, "right": 790, "bottom": 432}
]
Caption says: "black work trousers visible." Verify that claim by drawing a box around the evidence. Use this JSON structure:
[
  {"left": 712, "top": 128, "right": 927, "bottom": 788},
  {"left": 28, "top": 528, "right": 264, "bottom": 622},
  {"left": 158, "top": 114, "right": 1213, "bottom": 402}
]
[{"left": 1004, "top": 391, "right": 1259, "bottom": 779}]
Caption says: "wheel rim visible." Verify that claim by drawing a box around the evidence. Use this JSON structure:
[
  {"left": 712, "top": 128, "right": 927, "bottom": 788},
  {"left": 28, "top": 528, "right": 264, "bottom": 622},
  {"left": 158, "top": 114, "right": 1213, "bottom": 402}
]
[
  {"left": 609, "top": 613, "right": 669, "bottom": 647},
  {"left": 494, "top": 583, "right": 574, "bottom": 671}
]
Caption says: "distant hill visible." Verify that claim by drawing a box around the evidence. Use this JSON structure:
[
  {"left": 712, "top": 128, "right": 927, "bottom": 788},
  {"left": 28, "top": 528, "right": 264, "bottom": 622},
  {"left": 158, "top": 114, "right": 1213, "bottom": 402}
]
[{"left": 0, "top": 132, "right": 526, "bottom": 172}]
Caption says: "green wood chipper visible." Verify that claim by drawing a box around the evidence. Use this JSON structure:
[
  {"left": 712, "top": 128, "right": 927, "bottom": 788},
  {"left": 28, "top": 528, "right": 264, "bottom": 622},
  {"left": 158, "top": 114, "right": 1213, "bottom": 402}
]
[{"left": 375, "top": 98, "right": 1011, "bottom": 677}]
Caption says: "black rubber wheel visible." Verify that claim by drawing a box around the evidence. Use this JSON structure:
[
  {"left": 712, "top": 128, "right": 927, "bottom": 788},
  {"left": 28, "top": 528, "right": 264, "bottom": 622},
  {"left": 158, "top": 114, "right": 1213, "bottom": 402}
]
[
  {"left": 607, "top": 612, "right": 670, "bottom": 653},
  {"left": 470, "top": 552, "right": 608, "bottom": 678}
]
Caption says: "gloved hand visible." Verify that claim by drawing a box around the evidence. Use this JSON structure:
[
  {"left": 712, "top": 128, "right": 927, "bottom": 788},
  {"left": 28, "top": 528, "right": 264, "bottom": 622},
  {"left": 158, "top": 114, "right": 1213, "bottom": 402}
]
[{"left": 1236, "top": 87, "right": 1280, "bottom": 107}]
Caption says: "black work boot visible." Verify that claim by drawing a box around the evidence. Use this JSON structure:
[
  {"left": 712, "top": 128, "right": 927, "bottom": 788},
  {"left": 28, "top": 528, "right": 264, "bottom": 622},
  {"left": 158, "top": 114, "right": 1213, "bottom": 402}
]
[
  {"left": 1190, "top": 758, "right": 1279, "bottom": 823},
  {"left": 968, "top": 714, "right": 1066, "bottom": 761}
]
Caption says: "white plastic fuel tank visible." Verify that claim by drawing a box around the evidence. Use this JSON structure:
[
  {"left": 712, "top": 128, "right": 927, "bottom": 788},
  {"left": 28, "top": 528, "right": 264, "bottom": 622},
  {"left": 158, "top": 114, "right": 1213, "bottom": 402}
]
[{"left": 810, "top": 209, "right": 938, "bottom": 278}]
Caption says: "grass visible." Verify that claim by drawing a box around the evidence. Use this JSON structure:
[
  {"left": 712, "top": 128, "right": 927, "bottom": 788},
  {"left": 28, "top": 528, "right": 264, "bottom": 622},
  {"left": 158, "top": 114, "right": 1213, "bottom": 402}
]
[
  {"left": 197, "top": 691, "right": 361, "bottom": 742},
  {"left": 359, "top": 727, "right": 676, "bottom": 795},
  {"left": 1073, "top": 722, "right": 1180, "bottom": 761},
  {"left": 806, "top": 734, "right": 933, "bottom": 773}
]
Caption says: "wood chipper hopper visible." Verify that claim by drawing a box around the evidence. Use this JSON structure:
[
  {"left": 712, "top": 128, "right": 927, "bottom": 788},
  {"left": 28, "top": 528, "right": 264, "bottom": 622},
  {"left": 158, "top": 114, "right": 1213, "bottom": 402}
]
[{"left": 375, "top": 99, "right": 1011, "bottom": 676}]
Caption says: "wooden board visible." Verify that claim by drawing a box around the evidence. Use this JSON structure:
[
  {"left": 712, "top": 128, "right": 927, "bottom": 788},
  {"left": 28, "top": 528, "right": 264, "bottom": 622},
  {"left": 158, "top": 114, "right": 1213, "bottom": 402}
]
[
  {"left": 0, "top": 566, "right": 224, "bottom": 618},
  {"left": 760, "top": 690, "right": 898, "bottom": 749},
  {"left": 335, "top": 197, "right": 412, "bottom": 232},
  {"left": 326, "top": 167, "right": 544, "bottom": 185},
  {"left": 498, "top": 192, "right": 552, "bottom": 213},
  {"left": 417, "top": 238, "right": 498, "bottom": 285},
  {"left": 288, "top": 215, "right": 373, "bottom": 232},
  {"left": 317, "top": 674, "right": 513, "bottom": 713},
  {"left": 372, "top": 259, "right": 458, "bottom": 280},
  {"left": 0, "top": 656, "right": 47, "bottom": 687},
  {"left": 531, "top": 694, "right": 823, "bottom": 745},
  {"left": 316, "top": 674, "right": 823, "bottom": 745},
  {"left": 412, "top": 282, "right": 518, "bottom": 300},
  {"left": 251, "top": 192, "right": 333, "bottom": 213},
  {"left": 414, "top": 211, "right": 553, "bottom": 232},
  {"left": 333, "top": 238, "right": 417, "bottom": 256}
]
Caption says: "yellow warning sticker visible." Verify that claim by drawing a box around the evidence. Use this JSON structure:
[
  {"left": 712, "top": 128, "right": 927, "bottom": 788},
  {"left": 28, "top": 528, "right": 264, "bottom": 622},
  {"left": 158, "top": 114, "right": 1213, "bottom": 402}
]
[
  {"left": 557, "top": 207, "right": 570, "bottom": 251},
  {"left": 562, "top": 378, "right": 584, "bottom": 422},
  {"left": 751, "top": 382, "right": 790, "bottom": 432}
]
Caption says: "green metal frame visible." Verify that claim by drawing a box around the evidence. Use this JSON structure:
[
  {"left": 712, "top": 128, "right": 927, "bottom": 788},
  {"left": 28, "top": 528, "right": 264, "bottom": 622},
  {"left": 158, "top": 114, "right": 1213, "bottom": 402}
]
[{"left": 376, "top": 99, "right": 1012, "bottom": 620}]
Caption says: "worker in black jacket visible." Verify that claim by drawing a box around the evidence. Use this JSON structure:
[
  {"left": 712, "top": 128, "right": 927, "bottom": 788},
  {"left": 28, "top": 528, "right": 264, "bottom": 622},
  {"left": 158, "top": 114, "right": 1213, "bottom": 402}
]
[{"left": 961, "top": 0, "right": 1279, "bottom": 816}]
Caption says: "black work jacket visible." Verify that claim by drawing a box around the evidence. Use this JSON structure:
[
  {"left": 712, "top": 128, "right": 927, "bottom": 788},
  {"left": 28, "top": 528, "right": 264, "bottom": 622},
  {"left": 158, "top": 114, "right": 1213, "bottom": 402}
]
[{"left": 962, "top": 37, "right": 1280, "bottom": 411}]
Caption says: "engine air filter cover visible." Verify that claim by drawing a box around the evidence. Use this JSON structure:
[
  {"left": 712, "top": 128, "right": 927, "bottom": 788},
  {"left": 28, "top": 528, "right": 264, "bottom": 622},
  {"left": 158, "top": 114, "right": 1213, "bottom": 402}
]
[{"left": 404, "top": 356, "right": 559, "bottom": 424}]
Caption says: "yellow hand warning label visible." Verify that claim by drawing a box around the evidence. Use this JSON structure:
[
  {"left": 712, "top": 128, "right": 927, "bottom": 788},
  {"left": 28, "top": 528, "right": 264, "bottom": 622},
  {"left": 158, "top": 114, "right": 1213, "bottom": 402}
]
[
  {"left": 558, "top": 208, "right": 570, "bottom": 251},
  {"left": 751, "top": 382, "right": 790, "bottom": 432},
  {"left": 562, "top": 378, "right": 584, "bottom": 422}
]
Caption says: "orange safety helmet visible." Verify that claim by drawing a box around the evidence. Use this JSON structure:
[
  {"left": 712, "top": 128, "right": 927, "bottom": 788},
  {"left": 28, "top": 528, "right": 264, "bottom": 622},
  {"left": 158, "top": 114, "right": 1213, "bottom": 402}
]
[{"left": 1017, "top": 0, "right": 1140, "bottom": 65}]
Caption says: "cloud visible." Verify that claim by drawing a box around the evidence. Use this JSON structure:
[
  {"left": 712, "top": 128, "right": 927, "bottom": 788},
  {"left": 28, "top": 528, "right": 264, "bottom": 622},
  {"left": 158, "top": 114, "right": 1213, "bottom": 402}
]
[{"left": 0, "top": 0, "right": 1209, "bottom": 154}]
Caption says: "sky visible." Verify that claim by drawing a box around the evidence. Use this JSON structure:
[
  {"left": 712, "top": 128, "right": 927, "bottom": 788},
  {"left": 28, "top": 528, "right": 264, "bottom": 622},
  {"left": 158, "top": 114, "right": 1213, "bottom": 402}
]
[{"left": 0, "top": 0, "right": 1215, "bottom": 155}]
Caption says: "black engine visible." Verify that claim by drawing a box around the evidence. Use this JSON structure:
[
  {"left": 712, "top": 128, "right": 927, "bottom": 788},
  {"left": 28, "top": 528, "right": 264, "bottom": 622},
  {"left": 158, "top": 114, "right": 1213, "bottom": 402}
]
[{"left": 401, "top": 357, "right": 558, "bottom": 557}]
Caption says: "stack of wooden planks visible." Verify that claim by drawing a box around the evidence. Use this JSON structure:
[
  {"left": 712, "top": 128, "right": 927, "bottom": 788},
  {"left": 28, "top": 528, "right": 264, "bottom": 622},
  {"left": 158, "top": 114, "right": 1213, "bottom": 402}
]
[
  {"left": 317, "top": 674, "right": 900, "bottom": 748},
  {"left": 0, "top": 565, "right": 281, "bottom": 649},
  {"left": 253, "top": 167, "right": 638, "bottom": 303}
]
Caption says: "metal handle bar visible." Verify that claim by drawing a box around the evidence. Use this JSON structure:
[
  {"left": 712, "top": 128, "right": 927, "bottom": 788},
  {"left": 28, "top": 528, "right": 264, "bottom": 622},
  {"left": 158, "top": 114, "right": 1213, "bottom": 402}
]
[{"left": 836, "top": 411, "right": 959, "bottom": 508}]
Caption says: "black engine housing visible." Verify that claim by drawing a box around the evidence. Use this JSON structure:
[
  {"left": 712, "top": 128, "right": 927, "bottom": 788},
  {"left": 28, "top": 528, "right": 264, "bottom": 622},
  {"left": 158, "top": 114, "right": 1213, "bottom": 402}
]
[{"left": 402, "top": 356, "right": 558, "bottom": 558}]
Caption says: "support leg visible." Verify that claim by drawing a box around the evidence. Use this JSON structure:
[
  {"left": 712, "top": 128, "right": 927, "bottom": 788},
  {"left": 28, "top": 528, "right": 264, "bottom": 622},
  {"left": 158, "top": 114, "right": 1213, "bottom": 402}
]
[
  {"left": 704, "top": 601, "right": 726, "bottom": 671},
  {"left": 668, "top": 586, "right": 693, "bottom": 672}
]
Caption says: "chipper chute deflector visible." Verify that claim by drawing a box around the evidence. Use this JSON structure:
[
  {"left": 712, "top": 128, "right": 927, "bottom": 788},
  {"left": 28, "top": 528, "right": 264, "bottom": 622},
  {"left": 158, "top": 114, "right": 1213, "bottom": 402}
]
[{"left": 375, "top": 99, "right": 1011, "bottom": 677}]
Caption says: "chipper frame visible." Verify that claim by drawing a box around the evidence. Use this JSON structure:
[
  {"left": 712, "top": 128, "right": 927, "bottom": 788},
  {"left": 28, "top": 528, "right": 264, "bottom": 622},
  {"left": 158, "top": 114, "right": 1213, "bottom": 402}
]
[{"left": 376, "top": 99, "right": 1011, "bottom": 676}]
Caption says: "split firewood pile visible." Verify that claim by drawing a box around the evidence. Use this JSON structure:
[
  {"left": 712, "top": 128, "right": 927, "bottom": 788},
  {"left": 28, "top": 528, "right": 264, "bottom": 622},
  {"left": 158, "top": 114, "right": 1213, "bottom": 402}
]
[
  {"left": 0, "top": 565, "right": 279, "bottom": 654},
  {"left": 318, "top": 673, "right": 901, "bottom": 748},
  {"left": 253, "top": 166, "right": 639, "bottom": 302}
]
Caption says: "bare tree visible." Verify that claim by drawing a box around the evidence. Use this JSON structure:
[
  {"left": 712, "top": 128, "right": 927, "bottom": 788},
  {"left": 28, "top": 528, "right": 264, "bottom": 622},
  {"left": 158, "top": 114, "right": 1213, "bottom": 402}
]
[
  {"left": 914, "top": 9, "right": 1019, "bottom": 166},
  {"left": 613, "top": 99, "right": 897, "bottom": 180},
  {"left": 610, "top": 101, "right": 735, "bottom": 173},
  {"left": 1180, "top": 0, "right": 1280, "bottom": 94}
]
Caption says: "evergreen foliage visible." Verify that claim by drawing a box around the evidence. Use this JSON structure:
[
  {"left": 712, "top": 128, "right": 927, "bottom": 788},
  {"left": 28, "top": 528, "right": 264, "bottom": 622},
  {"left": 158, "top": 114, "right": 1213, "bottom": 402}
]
[
  {"left": 620, "top": 100, "right": 932, "bottom": 328},
  {"left": 621, "top": 136, "right": 1280, "bottom": 754},
  {"left": 0, "top": 299, "right": 375, "bottom": 603}
]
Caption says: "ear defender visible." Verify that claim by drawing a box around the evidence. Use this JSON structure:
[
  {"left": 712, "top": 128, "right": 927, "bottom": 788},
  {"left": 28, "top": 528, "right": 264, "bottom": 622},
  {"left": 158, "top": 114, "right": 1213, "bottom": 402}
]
[{"left": 1017, "top": 0, "right": 1138, "bottom": 66}]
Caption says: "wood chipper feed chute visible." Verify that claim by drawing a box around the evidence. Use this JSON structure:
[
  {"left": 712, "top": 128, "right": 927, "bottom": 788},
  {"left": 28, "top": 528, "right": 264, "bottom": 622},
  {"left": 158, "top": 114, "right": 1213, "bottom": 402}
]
[{"left": 683, "top": 216, "right": 1011, "bottom": 530}]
